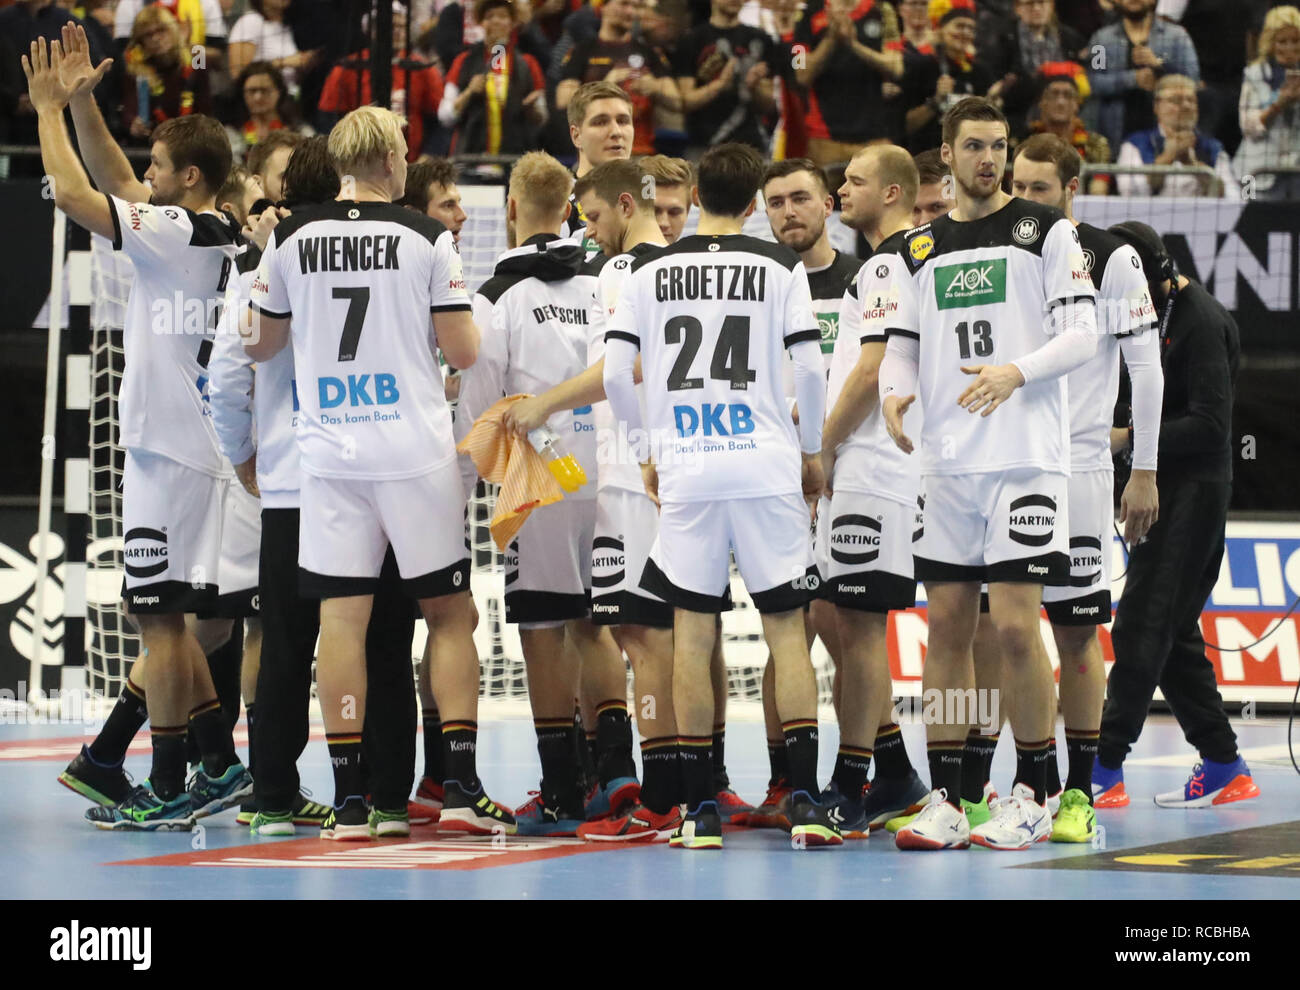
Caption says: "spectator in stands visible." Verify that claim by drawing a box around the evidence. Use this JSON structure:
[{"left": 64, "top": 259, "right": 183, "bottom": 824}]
[
  {"left": 113, "top": 0, "right": 229, "bottom": 70},
  {"left": 1017, "top": 60, "right": 1111, "bottom": 193},
  {"left": 1235, "top": 5, "right": 1300, "bottom": 200},
  {"left": 793, "top": 0, "right": 904, "bottom": 166},
  {"left": 641, "top": 0, "right": 692, "bottom": 150},
  {"left": 229, "top": 0, "right": 319, "bottom": 96},
  {"left": 1118, "top": 73, "right": 1236, "bottom": 197},
  {"left": 436, "top": 0, "right": 551, "bottom": 73},
  {"left": 398, "top": 157, "right": 469, "bottom": 241},
  {"left": 557, "top": 0, "right": 679, "bottom": 155},
  {"left": 245, "top": 128, "right": 304, "bottom": 203},
  {"left": 675, "top": 0, "right": 779, "bottom": 155},
  {"left": 225, "top": 60, "right": 313, "bottom": 161},
  {"left": 121, "top": 5, "right": 213, "bottom": 144},
  {"left": 438, "top": 0, "right": 549, "bottom": 156},
  {"left": 1086, "top": 0, "right": 1200, "bottom": 151},
  {"left": 641, "top": 152, "right": 694, "bottom": 241},
  {"left": 898, "top": 0, "right": 933, "bottom": 52},
  {"left": 979, "top": 0, "right": 1087, "bottom": 137},
  {"left": 911, "top": 147, "right": 953, "bottom": 226},
  {"left": 903, "top": 0, "right": 1001, "bottom": 153},
  {"left": 532, "top": 0, "right": 586, "bottom": 47}
]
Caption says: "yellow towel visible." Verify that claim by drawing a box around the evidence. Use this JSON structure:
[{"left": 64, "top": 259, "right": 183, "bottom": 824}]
[{"left": 456, "top": 395, "right": 565, "bottom": 551}]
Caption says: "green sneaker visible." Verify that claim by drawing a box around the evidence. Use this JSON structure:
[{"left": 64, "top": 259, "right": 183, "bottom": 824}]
[
  {"left": 369, "top": 806, "right": 411, "bottom": 837},
  {"left": 885, "top": 810, "right": 920, "bottom": 834},
  {"left": 236, "top": 801, "right": 256, "bottom": 826},
  {"left": 250, "top": 809, "right": 295, "bottom": 835},
  {"left": 961, "top": 795, "right": 992, "bottom": 828},
  {"left": 85, "top": 782, "right": 193, "bottom": 831},
  {"left": 292, "top": 791, "right": 332, "bottom": 826},
  {"left": 1050, "top": 788, "right": 1096, "bottom": 843}
]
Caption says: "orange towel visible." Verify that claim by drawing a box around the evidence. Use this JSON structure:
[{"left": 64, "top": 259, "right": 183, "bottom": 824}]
[{"left": 456, "top": 395, "right": 565, "bottom": 551}]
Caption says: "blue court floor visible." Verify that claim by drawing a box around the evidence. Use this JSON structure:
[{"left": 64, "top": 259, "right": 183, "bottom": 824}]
[{"left": 2, "top": 713, "right": 1297, "bottom": 899}]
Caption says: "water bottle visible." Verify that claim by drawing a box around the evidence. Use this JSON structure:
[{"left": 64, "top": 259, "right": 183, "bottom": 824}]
[{"left": 527, "top": 425, "right": 587, "bottom": 493}]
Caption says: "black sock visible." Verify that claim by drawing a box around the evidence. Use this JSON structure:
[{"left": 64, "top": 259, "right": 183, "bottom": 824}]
[
  {"left": 538, "top": 718, "right": 581, "bottom": 807},
  {"left": 442, "top": 720, "right": 481, "bottom": 790},
  {"left": 595, "top": 700, "right": 636, "bottom": 784},
  {"left": 678, "top": 735, "right": 714, "bottom": 811},
  {"left": 572, "top": 708, "right": 596, "bottom": 788},
  {"left": 639, "top": 736, "right": 679, "bottom": 814},
  {"left": 961, "top": 729, "right": 998, "bottom": 804},
  {"left": 149, "top": 726, "right": 187, "bottom": 800},
  {"left": 873, "top": 723, "right": 914, "bottom": 779},
  {"left": 89, "top": 677, "right": 147, "bottom": 765},
  {"left": 326, "top": 733, "right": 364, "bottom": 807},
  {"left": 244, "top": 702, "right": 257, "bottom": 780},
  {"left": 188, "top": 699, "right": 238, "bottom": 776},
  {"left": 782, "top": 719, "right": 819, "bottom": 796},
  {"left": 711, "top": 724, "right": 729, "bottom": 788},
  {"left": 766, "top": 737, "right": 789, "bottom": 785},
  {"left": 1014, "top": 738, "right": 1051, "bottom": 806},
  {"left": 926, "top": 740, "right": 964, "bottom": 808},
  {"left": 1064, "top": 729, "right": 1098, "bottom": 800},
  {"left": 832, "top": 745, "right": 872, "bottom": 798},
  {"left": 422, "top": 708, "right": 444, "bottom": 782},
  {"left": 1045, "top": 735, "right": 1062, "bottom": 796}
]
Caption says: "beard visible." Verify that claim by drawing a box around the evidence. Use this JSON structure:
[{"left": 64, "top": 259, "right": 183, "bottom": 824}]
[
  {"left": 1121, "top": 1, "right": 1154, "bottom": 22},
  {"left": 954, "top": 168, "right": 1001, "bottom": 202},
  {"left": 782, "top": 222, "right": 824, "bottom": 254}
]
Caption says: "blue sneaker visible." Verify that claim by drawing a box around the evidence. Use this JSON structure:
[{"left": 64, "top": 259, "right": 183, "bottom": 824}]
[
  {"left": 514, "top": 790, "right": 585, "bottom": 837},
  {"left": 789, "top": 790, "right": 844, "bottom": 847},
  {"left": 819, "top": 782, "right": 870, "bottom": 839},
  {"left": 86, "top": 782, "right": 193, "bottom": 831},
  {"left": 861, "top": 769, "right": 930, "bottom": 830},
  {"left": 1091, "top": 756, "right": 1129, "bottom": 808},
  {"left": 188, "top": 762, "right": 254, "bottom": 819},
  {"left": 584, "top": 776, "right": 641, "bottom": 820},
  {"left": 1154, "top": 756, "right": 1260, "bottom": 808}
]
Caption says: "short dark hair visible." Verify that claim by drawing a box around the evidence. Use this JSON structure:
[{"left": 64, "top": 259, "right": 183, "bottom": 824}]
[
  {"left": 245, "top": 130, "right": 306, "bottom": 179},
  {"left": 762, "top": 158, "right": 830, "bottom": 196},
  {"left": 235, "top": 61, "right": 300, "bottom": 127},
  {"left": 152, "top": 115, "right": 232, "bottom": 194},
  {"left": 282, "top": 136, "right": 340, "bottom": 206},
  {"left": 399, "top": 158, "right": 458, "bottom": 212},
  {"left": 1014, "top": 132, "right": 1081, "bottom": 187},
  {"left": 473, "top": 0, "right": 515, "bottom": 25},
  {"left": 941, "top": 96, "right": 1009, "bottom": 147},
  {"left": 696, "top": 142, "right": 765, "bottom": 217},
  {"left": 913, "top": 148, "right": 950, "bottom": 186},
  {"left": 574, "top": 158, "right": 652, "bottom": 211}
]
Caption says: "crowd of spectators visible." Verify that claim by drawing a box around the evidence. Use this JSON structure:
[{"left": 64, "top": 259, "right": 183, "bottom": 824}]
[{"left": 0, "top": 0, "right": 1296, "bottom": 197}]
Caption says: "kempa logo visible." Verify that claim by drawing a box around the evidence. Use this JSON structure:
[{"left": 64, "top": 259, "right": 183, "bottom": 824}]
[
  {"left": 935, "top": 259, "right": 1006, "bottom": 310},
  {"left": 50, "top": 922, "right": 151, "bottom": 970}
]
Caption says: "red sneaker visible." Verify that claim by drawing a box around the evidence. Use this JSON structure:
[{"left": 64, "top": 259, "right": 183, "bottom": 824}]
[
  {"left": 743, "top": 779, "right": 793, "bottom": 830},
  {"left": 714, "top": 787, "right": 754, "bottom": 825},
  {"left": 409, "top": 777, "right": 444, "bottom": 825},
  {"left": 577, "top": 803, "right": 683, "bottom": 843}
]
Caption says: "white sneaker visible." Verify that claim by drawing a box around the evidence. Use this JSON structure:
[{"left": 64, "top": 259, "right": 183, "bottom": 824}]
[
  {"left": 1046, "top": 787, "right": 1063, "bottom": 817},
  {"left": 983, "top": 781, "right": 1000, "bottom": 812},
  {"left": 895, "top": 790, "right": 970, "bottom": 850},
  {"left": 970, "top": 783, "right": 1053, "bottom": 850}
]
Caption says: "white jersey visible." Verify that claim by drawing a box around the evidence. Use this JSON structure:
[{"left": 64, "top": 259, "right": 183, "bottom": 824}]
[
  {"left": 588, "top": 243, "right": 661, "bottom": 495},
  {"left": 455, "top": 235, "right": 600, "bottom": 500},
  {"left": 888, "top": 200, "right": 1095, "bottom": 477},
  {"left": 830, "top": 235, "right": 924, "bottom": 504},
  {"left": 250, "top": 200, "right": 470, "bottom": 481},
  {"left": 209, "top": 259, "right": 258, "bottom": 468},
  {"left": 108, "top": 196, "right": 241, "bottom": 477},
  {"left": 781, "top": 250, "right": 860, "bottom": 399},
  {"left": 606, "top": 233, "right": 818, "bottom": 504},
  {"left": 1069, "top": 223, "right": 1157, "bottom": 472}
]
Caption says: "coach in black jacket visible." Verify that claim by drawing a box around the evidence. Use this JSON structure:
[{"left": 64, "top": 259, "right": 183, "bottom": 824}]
[{"left": 1095, "top": 221, "right": 1257, "bottom": 808}]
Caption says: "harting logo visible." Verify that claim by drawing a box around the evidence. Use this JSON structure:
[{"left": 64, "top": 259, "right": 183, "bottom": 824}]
[
  {"left": 590, "top": 536, "right": 625, "bottom": 591},
  {"left": 830, "top": 514, "right": 882, "bottom": 566},
  {"left": 122, "top": 528, "right": 169, "bottom": 579},
  {"left": 1007, "top": 494, "right": 1056, "bottom": 547},
  {"left": 1068, "top": 535, "right": 1104, "bottom": 587}
]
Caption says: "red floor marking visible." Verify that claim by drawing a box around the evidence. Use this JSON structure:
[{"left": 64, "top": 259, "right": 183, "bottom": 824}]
[{"left": 109, "top": 833, "right": 618, "bottom": 872}]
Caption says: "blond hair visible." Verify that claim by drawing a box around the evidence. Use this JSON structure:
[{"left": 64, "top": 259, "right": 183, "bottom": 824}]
[
  {"left": 638, "top": 154, "right": 694, "bottom": 189},
  {"left": 509, "top": 151, "right": 574, "bottom": 221},
  {"left": 567, "top": 80, "right": 634, "bottom": 129},
  {"left": 857, "top": 143, "right": 920, "bottom": 209},
  {"left": 327, "top": 106, "right": 408, "bottom": 177},
  {"left": 1257, "top": 5, "right": 1300, "bottom": 63}
]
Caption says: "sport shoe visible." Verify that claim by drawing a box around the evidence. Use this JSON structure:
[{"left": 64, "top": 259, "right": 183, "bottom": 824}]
[
  {"left": 969, "top": 783, "right": 1052, "bottom": 850},
  {"left": 984, "top": 781, "right": 1000, "bottom": 811},
  {"left": 584, "top": 776, "right": 641, "bottom": 821},
  {"left": 818, "top": 782, "right": 868, "bottom": 839},
  {"left": 514, "top": 790, "right": 585, "bottom": 837},
  {"left": 1051, "top": 788, "right": 1096, "bottom": 843},
  {"left": 1046, "top": 787, "right": 1063, "bottom": 817},
  {"left": 789, "top": 790, "right": 844, "bottom": 847},
  {"left": 670, "top": 800, "right": 723, "bottom": 850},
  {"left": 861, "top": 769, "right": 930, "bottom": 830},
  {"left": 961, "top": 794, "right": 992, "bottom": 828},
  {"left": 292, "top": 791, "right": 332, "bottom": 826},
  {"left": 744, "top": 778, "right": 793, "bottom": 829},
  {"left": 86, "top": 782, "right": 193, "bottom": 831},
  {"left": 59, "top": 745, "right": 131, "bottom": 807},
  {"left": 438, "top": 780, "right": 517, "bottom": 836},
  {"left": 410, "top": 776, "right": 444, "bottom": 826},
  {"left": 578, "top": 803, "right": 682, "bottom": 842},
  {"left": 1154, "top": 756, "right": 1260, "bottom": 808},
  {"left": 714, "top": 786, "right": 754, "bottom": 825},
  {"left": 188, "top": 762, "right": 254, "bottom": 819},
  {"left": 1091, "top": 757, "right": 1129, "bottom": 808},
  {"left": 369, "top": 806, "right": 411, "bottom": 837},
  {"left": 321, "top": 798, "right": 370, "bottom": 841},
  {"left": 236, "top": 801, "right": 256, "bottom": 826},
  {"left": 895, "top": 790, "right": 969, "bottom": 850},
  {"left": 250, "top": 809, "right": 295, "bottom": 836},
  {"left": 885, "top": 810, "right": 920, "bottom": 834}
]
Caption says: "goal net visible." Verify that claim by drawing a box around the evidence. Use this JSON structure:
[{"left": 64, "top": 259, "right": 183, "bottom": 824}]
[{"left": 83, "top": 185, "right": 838, "bottom": 710}]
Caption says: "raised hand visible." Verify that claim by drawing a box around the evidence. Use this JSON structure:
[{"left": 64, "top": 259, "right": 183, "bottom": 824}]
[
  {"left": 21, "top": 38, "right": 74, "bottom": 113},
  {"left": 60, "top": 23, "right": 114, "bottom": 100}
]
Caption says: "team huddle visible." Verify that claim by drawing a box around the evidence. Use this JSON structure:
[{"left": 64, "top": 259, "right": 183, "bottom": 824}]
[{"left": 27, "top": 22, "right": 1218, "bottom": 852}]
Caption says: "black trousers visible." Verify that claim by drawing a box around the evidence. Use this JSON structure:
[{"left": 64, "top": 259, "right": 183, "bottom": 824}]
[
  {"left": 1099, "top": 478, "right": 1239, "bottom": 767},
  {"left": 253, "top": 508, "right": 418, "bottom": 810}
]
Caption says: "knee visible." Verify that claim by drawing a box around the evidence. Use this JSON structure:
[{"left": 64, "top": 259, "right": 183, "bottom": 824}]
[
  {"left": 1054, "top": 625, "right": 1097, "bottom": 661},
  {"left": 992, "top": 616, "right": 1042, "bottom": 661}
]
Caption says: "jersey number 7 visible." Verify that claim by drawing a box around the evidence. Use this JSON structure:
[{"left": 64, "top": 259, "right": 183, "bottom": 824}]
[
  {"left": 333, "top": 287, "right": 371, "bottom": 361},
  {"left": 665, "top": 314, "right": 756, "bottom": 391}
]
